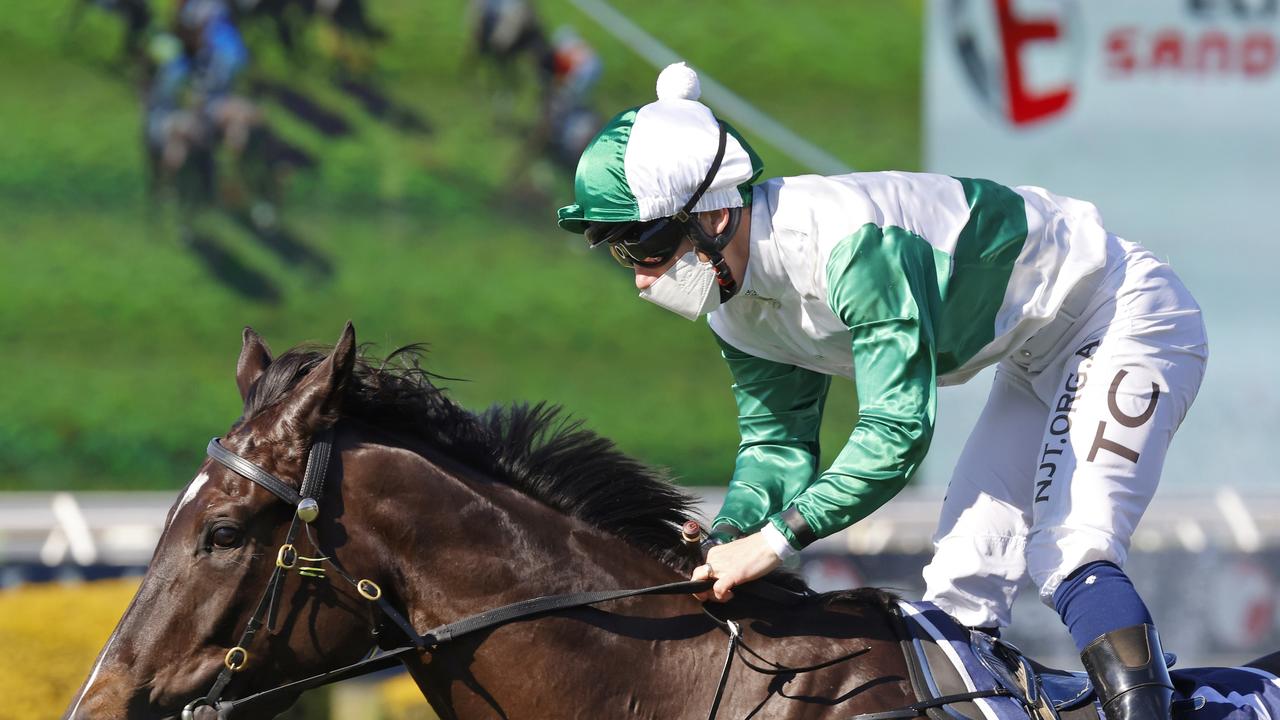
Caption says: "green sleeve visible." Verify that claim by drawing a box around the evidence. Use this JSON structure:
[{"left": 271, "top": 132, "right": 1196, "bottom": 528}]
[
  {"left": 710, "top": 333, "right": 831, "bottom": 538},
  {"left": 769, "top": 223, "right": 941, "bottom": 548}
]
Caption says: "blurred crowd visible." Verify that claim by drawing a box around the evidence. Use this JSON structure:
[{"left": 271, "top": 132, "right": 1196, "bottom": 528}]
[
  {"left": 71, "top": 0, "right": 604, "bottom": 236},
  {"left": 73, "top": 0, "right": 385, "bottom": 233}
]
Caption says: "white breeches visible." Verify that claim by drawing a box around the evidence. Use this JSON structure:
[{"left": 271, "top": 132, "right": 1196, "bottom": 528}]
[{"left": 922, "top": 237, "right": 1209, "bottom": 629}]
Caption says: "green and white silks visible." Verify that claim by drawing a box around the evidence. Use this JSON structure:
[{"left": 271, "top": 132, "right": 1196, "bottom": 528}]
[
  {"left": 709, "top": 171, "right": 1113, "bottom": 549},
  {"left": 556, "top": 63, "right": 763, "bottom": 233}
]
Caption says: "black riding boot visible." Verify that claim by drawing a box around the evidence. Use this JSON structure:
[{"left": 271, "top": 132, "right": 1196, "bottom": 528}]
[{"left": 1081, "top": 623, "right": 1174, "bottom": 720}]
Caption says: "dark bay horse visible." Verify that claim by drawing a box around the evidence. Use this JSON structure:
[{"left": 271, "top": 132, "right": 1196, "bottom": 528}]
[{"left": 65, "top": 323, "right": 924, "bottom": 719}]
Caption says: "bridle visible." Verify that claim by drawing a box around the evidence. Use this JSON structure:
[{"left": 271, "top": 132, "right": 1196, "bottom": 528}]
[
  {"left": 182, "top": 428, "right": 424, "bottom": 719},
  {"left": 177, "top": 426, "right": 879, "bottom": 720}
]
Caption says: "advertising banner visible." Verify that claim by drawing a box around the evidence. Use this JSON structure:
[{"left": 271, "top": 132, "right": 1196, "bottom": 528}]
[{"left": 923, "top": 0, "right": 1280, "bottom": 488}]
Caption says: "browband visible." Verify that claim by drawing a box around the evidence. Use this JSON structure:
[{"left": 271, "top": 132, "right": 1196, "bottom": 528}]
[{"left": 207, "top": 437, "right": 303, "bottom": 506}]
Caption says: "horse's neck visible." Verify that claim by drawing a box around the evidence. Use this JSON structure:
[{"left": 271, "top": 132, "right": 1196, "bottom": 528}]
[
  {"left": 357, "top": 442, "right": 917, "bottom": 719},
  {"left": 365, "top": 439, "right": 687, "bottom": 627},
  {"left": 366, "top": 442, "right": 736, "bottom": 717}
]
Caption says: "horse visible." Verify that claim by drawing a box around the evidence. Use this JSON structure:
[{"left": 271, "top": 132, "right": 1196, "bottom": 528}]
[
  {"left": 62, "top": 323, "right": 926, "bottom": 719},
  {"left": 64, "top": 323, "right": 1280, "bottom": 720}
]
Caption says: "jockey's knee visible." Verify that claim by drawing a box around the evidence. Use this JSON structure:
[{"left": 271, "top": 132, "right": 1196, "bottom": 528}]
[{"left": 922, "top": 533, "right": 1026, "bottom": 629}]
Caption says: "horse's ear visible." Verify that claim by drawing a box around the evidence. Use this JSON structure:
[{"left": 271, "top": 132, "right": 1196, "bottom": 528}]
[
  {"left": 236, "top": 327, "right": 274, "bottom": 404},
  {"left": 279, "top": 322, "right": 357, "bottom": 436}
]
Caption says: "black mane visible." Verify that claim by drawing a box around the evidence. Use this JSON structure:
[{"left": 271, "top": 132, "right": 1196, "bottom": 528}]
[
  {"left": 244, "top": 345, "right": 700, "bottom": 571},
  {"left": 241, "top": 343, "right": 902, "bottom": 612}
]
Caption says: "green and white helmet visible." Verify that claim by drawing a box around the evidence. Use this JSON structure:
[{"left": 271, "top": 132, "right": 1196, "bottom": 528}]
[{"left": 556, "top": 63, "right": 764, "bottom": 234}]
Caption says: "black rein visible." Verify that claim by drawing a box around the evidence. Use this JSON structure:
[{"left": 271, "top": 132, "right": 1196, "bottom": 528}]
[
  {"left": 187, "top": 429, "right": 732, "bottom": 720},
  {"left": 187, "top": 430, "right": 915, "bottom": 720}
]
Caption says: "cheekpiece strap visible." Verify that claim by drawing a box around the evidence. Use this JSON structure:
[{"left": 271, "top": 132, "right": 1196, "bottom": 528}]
[{"left": 299, "top": 429, "right": 334, "bottom": 500}]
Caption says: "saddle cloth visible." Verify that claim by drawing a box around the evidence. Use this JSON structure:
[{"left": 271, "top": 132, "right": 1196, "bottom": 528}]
[{"left": 896, "top": 601, "right": 1280, "bottom": 720}]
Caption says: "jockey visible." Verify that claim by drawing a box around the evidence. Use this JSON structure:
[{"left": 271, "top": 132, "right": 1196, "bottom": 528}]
[
  {"left": 174, "top": 0, "right": 265, "bottom": 214},
  {"left": 177, "top": 0, "right": 250, "bottom": 110},
  {"left": 145, "top": 32, "right": 207, "bottom": 184},
  {"left": 544, "top": 26, "right": 601, "bottom": 109},
  {"left": 555, "top": 62, "right": 1208, "bottom": 720},
  {"left": 469, "top": 0, "right": 543, "bottom": 63},
  {"left": 539, "top": 26, "right": 602, "bottom": 170}
]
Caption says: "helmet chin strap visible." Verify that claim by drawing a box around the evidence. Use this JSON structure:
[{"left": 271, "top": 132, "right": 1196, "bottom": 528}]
[{"left": 688, "top": 206, "right": 743, "bottom": 303}]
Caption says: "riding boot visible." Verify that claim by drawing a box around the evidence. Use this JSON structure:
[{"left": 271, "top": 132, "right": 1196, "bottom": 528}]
[{"left": 1080, "top": 623, "right": 1174, "bottom": 720}]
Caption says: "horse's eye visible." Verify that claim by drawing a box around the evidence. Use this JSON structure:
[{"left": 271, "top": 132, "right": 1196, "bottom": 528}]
[{"left": 210, "top": 526, "right": 243, "bottom": 549}]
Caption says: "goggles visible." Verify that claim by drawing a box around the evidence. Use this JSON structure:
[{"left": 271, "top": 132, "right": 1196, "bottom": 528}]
[
  {"left": 586, "top": 217, "right": 689, "bottom": 268},
  {"left": 584, "top": 120, "right": 729, "bottom": 269}
]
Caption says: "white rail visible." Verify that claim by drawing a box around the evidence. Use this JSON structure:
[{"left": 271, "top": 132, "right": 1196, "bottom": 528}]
[{"left": 2, "top": 488, "right": 1277, "bottom": 568}]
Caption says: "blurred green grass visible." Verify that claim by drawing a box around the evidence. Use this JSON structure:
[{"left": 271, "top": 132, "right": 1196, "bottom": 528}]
[{"left": 0, "top": 0, "right": 921, "bottom": 491}]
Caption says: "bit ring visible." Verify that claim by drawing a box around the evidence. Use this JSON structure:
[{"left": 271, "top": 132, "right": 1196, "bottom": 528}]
[
  {"left": 357, "top": 579, "right": 382, "bottom": 601},
  {"left": 276, "top": 544, "right": 298, "bottom": 569},
  {"left": 224, "top": 646, "right": 249, "bottom": 671}
]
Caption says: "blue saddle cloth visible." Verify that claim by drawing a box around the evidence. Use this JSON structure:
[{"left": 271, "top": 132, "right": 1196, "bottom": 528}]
[{"left": 898, "top": 601, "right": 1280, "bottom": 720}]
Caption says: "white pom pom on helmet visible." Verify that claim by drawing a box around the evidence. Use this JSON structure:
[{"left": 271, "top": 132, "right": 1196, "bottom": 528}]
[{"left": 655, "top": 62, "right": 701, "bottom": 102}]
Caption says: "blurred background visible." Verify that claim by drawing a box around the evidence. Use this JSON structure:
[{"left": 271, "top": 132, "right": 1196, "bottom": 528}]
[{"left": 1, "top": 0, "right": 1277, "bottom": 717}]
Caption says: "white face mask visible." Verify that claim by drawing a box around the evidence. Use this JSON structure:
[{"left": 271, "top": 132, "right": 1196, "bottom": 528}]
[{"left": 638, "top": 250, "right": 721, "bottom": 321}]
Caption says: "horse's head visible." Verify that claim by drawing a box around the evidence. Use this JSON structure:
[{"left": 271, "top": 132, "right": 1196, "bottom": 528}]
[{"left": 66, "top": 323, "right": 382, "bottom": 720}]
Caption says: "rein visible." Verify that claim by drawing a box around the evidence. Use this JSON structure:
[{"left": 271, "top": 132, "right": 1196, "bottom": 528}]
[
  {"left": 182, "top": 429, "right": 904, "bottom": 720},
  {"left": 215, "top": 579, "right": 719, "bottom": 718}
]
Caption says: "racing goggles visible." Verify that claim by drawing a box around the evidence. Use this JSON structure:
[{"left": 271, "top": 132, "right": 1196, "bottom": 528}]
[
  {"left": 586, "top": 217, "right": 689, "bottom": 268},
  {"left": 584, "top": 120, "right": 729, "bottom": 269}
]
